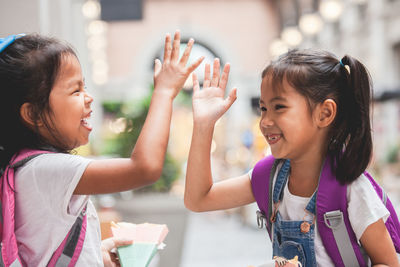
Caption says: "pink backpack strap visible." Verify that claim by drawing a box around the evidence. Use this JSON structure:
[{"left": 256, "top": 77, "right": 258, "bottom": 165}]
[
  {"left": 1, "top": 163, "right": 23, "bottom": 266},
  {"left": 47, "top": 206, "right": 87, "bottom": 267},
  {"left": 0, "top": 149, "right": 87, "bottom": 267},
  {"left": 0, "top": 149, "right": 48, "bottom": 267}
]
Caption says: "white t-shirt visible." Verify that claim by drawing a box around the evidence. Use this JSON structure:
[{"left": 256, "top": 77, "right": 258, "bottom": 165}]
[
  {"left": 249, "top": 162, "right": 390, "bottom": 266},
  {"left": 14, "top": 153, "right": 103, "bottom": 267}
]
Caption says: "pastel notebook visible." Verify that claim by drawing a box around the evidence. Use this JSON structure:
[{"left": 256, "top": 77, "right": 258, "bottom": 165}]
[{"left": 111, "top": 222, "right": 169, "bottom": 267}]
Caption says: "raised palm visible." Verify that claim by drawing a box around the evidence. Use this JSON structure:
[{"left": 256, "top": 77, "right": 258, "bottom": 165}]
[
  {"left": 192, "top": 59, "right": 237, "bottom": 124},
  {"left": 154, "top": 31, "right": 204, "bottom": 99}
]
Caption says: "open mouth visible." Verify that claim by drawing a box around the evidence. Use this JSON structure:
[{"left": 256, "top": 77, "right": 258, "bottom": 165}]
[
  {"left": 81, "top": 111, "right": 93, "bottom": 131},
  {"left": 266, "top": 134, "right": 282, "bottom": 145}
]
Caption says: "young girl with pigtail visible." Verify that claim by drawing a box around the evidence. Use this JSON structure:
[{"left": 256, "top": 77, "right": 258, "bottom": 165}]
[
  {"left": 0, "top": 31, "right": 203, "bottom": 266},
  {"left": 184, "top": 50, "right": 400, "bottom": 266}
]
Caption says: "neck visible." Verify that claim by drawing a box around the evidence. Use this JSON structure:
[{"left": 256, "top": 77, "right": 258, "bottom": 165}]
[{"left": 287, "top": 148, "right": 327, "bottom": 197}]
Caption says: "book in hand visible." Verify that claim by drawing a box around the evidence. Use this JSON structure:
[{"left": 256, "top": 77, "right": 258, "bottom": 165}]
[{"left": 111, "top": 221, "right": 169, "bottom": 267}]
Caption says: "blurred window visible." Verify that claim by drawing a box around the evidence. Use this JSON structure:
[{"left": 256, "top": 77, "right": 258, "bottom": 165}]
[
  {"left": 394, "top": 42, "right": 400, "bottom": 87},
  {"left": 100, "top": 0, "right": 143, "bottom": 21}
]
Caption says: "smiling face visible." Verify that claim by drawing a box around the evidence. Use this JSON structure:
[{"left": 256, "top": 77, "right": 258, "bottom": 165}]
[
  {"left": 259, "top": 76, "right": 323, "bottom": 161},
  {"left": 40, "top": 53, "right": 93, "bottom": 149}
]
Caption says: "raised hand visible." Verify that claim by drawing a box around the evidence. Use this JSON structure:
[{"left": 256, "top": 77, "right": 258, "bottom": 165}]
[
  {"left": 154, "top": 30, "right": 204, "bottom": 99},
  {"left": 192, "top": 58, "right": 237, "bottom": 125}
]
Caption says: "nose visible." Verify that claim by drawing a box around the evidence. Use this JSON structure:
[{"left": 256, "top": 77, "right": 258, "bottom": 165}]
[
  {"left": 260, "top": 113, "right": 273, "bottom": 129},
  {"left": 84, "top": 92, "right": 93, "bottom": 105}
]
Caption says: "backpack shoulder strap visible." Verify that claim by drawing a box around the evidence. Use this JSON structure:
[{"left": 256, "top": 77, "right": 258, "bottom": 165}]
[
  {"left": 317, "top": 158, "right": 366, "bottom": 267},
  {"left": 47, "top": 206, "right": 88, "bottom": 267},
  {"left": 0, "top": 149, "right": 51, "bottom": 267},
  {"left": 363, "top": 172, "right": 400, "bottom": 253},
  {"left": 9, "top": 149, "right": 50, "bottom": 168},
  {"left": 1, "top": 149, "right": 87, "bottom": 267},
  {"left": 251, "top": 155, "right": 276, "bottom": 237}
]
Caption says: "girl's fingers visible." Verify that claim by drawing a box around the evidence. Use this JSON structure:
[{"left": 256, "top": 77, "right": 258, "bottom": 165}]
[
  {"left": 210, "top": 58, "right": 220, "bottom": 87},
  {"left": 170, "top": 30, "right": 181, "bottom": 62},
  {"left": 110, "top": 253, "right": 119, "bottom": 264},
  {"left": 179, "top": 38, "right": 194, "bottom": 67},
  {"left": 203, "top": 63, "right": 211, "bottom": 88},
  {"left": 224, "top": 88, "right": 237, "bottom": 109},
  {"left": 154, "top": 59, "right": 162, "bottom": 77},
  {"left": 163, "top": 33, "right": 172, "bottom": 63},
  {"left": 192, "top": 73, "right": 200, "bottom": 93},
  {"left": 186, "top": 56, "right": 204, "bottom": 74},
  {"left": 218, "top": 63, "right": 230, "bottom": 91},
  {"left": 113, "top": 238, "right": 133, "bottom": 248}
]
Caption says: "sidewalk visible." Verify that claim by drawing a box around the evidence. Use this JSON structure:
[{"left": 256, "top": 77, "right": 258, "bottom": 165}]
[{"left": 180, "top": 207, "right": 272, "bottom": 267}]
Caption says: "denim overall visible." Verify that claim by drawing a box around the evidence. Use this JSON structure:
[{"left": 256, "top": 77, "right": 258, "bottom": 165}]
[{"left": 271, "top": 160, "right": 317, "bottom": 267}]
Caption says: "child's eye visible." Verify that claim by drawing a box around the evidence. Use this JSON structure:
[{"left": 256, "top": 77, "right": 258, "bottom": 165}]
[
  {"left": 274, "top": 104, "right": 286, "bottom": 110},
  {"left": 259, "top": 106, "right": 267, "bottom": 112}
]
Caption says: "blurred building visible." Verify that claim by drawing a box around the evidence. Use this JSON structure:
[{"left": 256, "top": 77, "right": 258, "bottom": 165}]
[
  {"left": 98, "top": 0, "right": 281, "bottom": 177},
  {"left": 1, "top": 0, "right": 281, "bottom": 166},
  {"left": 2, "top": 0, "right": 399, "bottom": 185}
]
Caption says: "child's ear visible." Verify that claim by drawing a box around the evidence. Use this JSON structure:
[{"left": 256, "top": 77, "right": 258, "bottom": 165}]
[
  {"left": 315, "top": 99, "right": 336, "bottom": 128},
  {"left": 20, "top": 103, "right": 42, "bottom": 127}
]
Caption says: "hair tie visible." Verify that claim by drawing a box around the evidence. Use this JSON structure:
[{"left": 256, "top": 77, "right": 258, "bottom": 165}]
[
  {"left": 340, "top": 59, "right": 350, "bottom": 74},
  {"left": 0, "top": 33, "right": 26, "bottom": 53}
]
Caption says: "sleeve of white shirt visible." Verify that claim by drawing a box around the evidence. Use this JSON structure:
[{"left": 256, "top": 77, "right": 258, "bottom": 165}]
[
  {"left": 347, "top": 174, "right": 390, "bottom": 241},
  {"left": 248, "top": 168, "right": 253, "bottom": 180},
  {"left": 23, "top": 153, "right": 92, "bottom": 219}
]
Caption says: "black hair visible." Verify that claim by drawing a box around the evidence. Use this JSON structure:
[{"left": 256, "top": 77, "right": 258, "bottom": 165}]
[
  {"left": 0, "top": 33, "right": 77, "bottom": 170},
  {"left": 262, "top": 49, "right": 373, "bottom": 184}
]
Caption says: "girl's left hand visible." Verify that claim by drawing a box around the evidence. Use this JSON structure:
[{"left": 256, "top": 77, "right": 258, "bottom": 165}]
[
  {"left": 153, "top": 30, "right": 204, "bottom": 99},
  {"left": 101, "top": 237, "right": 133, "bottom": 267},
  {"left": 192, "top": 58, "right": 237, "bottom": 125}
]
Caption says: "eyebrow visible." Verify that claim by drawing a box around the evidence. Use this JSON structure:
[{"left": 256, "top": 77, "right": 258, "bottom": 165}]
[
  {"left": 259, "top": 96, "right": 287, "bottom": 105},
  {"left": 67, "top": 79, "right": 84, "bottom": 88}
]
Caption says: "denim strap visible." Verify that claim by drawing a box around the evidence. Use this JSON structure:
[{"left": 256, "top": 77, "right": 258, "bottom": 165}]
[
  {"left": 272, "top": 159, "right": 317, "bottom": 215},
  {"left": 305, "top": 192, "right": 317, "bottom": 215},
  {"left": 272, "top": 159, "right": 290, "bottom": 204}
]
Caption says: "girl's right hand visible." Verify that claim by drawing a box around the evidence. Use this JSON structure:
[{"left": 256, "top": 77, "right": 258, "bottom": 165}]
[
  {"left": 153, "top": 30, "right": 204, "bottom": 99},
  {"left": 192, "top": 58, "right": 237, "bottom": 125},
  {"left": 101, "top": 237, "right": 133, "bottom": 267}
]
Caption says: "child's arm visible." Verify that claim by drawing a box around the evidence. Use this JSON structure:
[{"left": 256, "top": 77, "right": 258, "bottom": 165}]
[
  {"left": 184, "top": 59, "right": 255, "bottom": 212},
  {"left": 74, "top": 31, "right": 204, "bottom": 195},
  {"left": 360, "top": 218, "right": 400, "bottom": 267}
]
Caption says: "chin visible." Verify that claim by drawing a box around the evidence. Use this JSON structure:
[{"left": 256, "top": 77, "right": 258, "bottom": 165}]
[
  {"left": 80, "top": 140, "right": 89, "bottom": 147},
  {"left": 72, "top": 139, "right": 89, "bottom": 149},
  {"left": 270, "top": 150, "right": 287, "bottom": 160}
]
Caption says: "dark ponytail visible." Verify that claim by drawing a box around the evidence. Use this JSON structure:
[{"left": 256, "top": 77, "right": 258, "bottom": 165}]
[
  {"left": 262, "top": 49, "right": 373, "bottom": 184},
  {"left": 0, "top": 34, "right": 75, "bottom": 171},
  {"left": 329, "top": 55, "right": 373, "bottom": 184}
]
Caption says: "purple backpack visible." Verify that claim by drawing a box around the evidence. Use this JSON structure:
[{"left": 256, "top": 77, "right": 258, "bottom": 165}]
[
  {"left": 251, "top": 155, "right": 400, "bottom": 267},
  {"left": 0, "top": 149, "right": 87, "bottom": 267}
]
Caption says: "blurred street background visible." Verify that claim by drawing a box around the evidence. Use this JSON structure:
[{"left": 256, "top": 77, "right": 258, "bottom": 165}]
[{"left": 1, "top": 0, "right": 400, "bottom": 266}]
